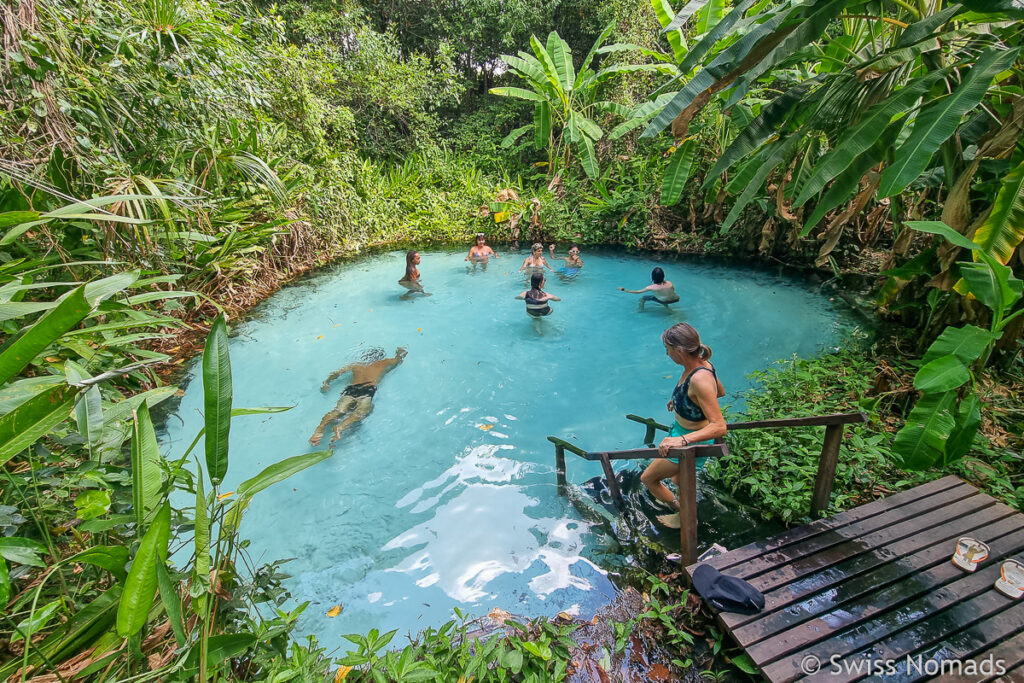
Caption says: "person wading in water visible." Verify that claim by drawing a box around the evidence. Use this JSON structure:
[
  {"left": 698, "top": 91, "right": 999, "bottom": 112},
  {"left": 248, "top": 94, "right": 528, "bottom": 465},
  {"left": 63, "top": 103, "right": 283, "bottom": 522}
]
[{"left": 310, "top": 347, "right": 407, "bottom": 446}]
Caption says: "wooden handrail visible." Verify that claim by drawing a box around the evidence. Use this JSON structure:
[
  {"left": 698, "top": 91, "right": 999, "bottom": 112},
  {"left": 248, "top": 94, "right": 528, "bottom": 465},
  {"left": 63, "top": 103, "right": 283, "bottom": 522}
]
[{"left": 552, "top": 410, "right": 871, "bottom": 565}]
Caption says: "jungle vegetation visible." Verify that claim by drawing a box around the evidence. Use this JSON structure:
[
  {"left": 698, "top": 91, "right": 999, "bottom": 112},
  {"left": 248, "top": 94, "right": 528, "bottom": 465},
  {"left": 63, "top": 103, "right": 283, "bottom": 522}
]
[{"left": 0, "top": 0, "right": 1022, "bottom": 679}]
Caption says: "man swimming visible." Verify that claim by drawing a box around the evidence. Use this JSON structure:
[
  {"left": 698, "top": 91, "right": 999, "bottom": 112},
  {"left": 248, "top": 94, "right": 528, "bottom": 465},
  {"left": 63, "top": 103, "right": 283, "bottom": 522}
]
[{"left": 310, "top": 347, "right": 407, "bottom": 446}]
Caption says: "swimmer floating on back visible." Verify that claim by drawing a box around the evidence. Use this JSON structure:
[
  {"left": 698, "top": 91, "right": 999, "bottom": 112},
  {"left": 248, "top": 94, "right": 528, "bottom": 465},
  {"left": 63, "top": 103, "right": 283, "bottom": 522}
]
[
  {"left": 466, "top": 233, "right": 498, "bottom": 261},
  {"left": 519, "top": 243, "right": 552, "bottom": 272},
  {"left": 398, "top": 250, "right": 430, "bottom": 298},
  {"left": 618, "top": 267, "right": 679, "bottom": 310},
  {"left": 515, "top": 271, "right": 560, "bottom": 317},
  {"left": 310, "top": 347, "right": 407, "bottom": 446},
  {"left": 549, "top": 243, "right": 583, "bottom": 272}
]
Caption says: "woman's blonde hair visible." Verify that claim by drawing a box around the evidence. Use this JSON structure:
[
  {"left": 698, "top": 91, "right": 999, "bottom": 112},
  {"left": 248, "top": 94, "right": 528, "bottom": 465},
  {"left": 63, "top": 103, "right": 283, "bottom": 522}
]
[
  {"left": 662, "top": 323, "right": 712, "bottom": 360},
  {"left": 531, "top": 242, "right": 543, "bottom": 251}
]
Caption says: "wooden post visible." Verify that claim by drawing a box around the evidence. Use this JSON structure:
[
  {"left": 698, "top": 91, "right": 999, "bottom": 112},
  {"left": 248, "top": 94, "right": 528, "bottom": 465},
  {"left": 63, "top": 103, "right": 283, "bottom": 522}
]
[
  {"left": 811, "top": 424, "right": 844, "bottom": 518},
  {"left": 678, "top": 449, "right": 698, "bottom": 566},
  {"left": 555, "top": 445, "right": 567, "bottom": 497},
  {"left": 599, "top": 453, "right": 622, "bottom": 506},
  {"left": 643, "top": 424, "right": 656, "bottom": 446}
]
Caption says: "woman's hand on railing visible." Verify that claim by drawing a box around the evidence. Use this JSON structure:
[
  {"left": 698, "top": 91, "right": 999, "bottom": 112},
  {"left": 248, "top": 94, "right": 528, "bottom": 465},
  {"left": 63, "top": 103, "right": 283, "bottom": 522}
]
[{"left": 658, "top": 436, "right": 688, "bottom": 458}]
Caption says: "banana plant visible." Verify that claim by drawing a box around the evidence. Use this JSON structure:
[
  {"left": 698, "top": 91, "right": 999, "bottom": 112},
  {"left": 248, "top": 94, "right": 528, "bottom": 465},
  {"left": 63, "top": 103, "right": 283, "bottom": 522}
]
[
  {"left": 491, "top": 26, "right": 676, "bottom": 179},
  {"left": 892, "top": 221, "right": 1023, "bottom": 471}
]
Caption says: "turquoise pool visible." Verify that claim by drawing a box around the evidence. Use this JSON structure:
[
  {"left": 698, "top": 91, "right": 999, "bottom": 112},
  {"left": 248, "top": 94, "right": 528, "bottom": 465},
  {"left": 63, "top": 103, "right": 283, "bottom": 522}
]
[{"left": 160, "top": 247, "right": 859, "bottom": 646}]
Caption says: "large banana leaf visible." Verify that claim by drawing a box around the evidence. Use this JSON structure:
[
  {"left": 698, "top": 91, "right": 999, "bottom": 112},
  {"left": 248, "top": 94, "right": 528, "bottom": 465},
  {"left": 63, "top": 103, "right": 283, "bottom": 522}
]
[
  {"left": 203, "top": 314, "right": 232, "bottom": 485},
  {"left": 971, "top": 158, "right": 1024, "bottom": 264},
  {"left": 921, "top": 325, "right": 998, "bottom": 366},
  {"left": 895, "top": 4, "right": 965, "bottom": 47},
  {"left": 489, "top": 87, "right": 547, "bottom": 102},
  {"left": 501, "top": 125, "right": 533, "bottom": 148},
  {"left": 878, "top": 47, "right": 1020, "bottom": 198},
  {"left": 893, "top": 391, "right": 956, "bottom": 470},
  {"left": 502, "top": 53, "right": 552, "bottom": 94},
  {"left": 693, "top": 0, "right": 725, "bottom": 34},
  {"left": 958, "top": 260, "right": 1023, "bottom": 320},
  {"left": 653, "top": 0, "right": 689, "bottom": 62},
  {"left": 913, "top": 354, "right": 970, "bottom": 393},
  {"left": 131, "top": 402, "right": 164, "bottom": 527},
  {"left": 944, "top": 395, "right": 981, "bottom": 465},
  {"left": 663, "top": 0, "right": 708, "bottom": 33},
  {"left": 661, "top": 140, "right": 697, "bottom": 206},
  {"left": 530, "top": 35, "right": 561, "bottom": 92},
  {"left": 546, "top": 32, "right": 575, "bottom": 92},
  {"left": 704, "top": 80, "right": 811, "bottom": 187},
  {"left": 679, "top": 0, "right": 754, "bottom": 73},
  {"left": 723, "top": 135, "right": 800, "bottom": 230},
  {"left": 0, "top": 286, "right": 90, "bottom": 386},
  {"left": 534, "top": 103, "right": 551, "bottom": 149},
  {"left": 575, "top": 23, "right": 616, "bottom": 89},
  {"left": 579, "top": 136, "right": 599, "bottom": 179},
  {"left": 116, "top": 502, "right": 170, "bottom": 637},
  {"left": 793, "top": 69, "right": 948, "bottom": 207},
  {"left": 608, "top": 92, "right": 679, "bottom": 140},
  {"left": 0, "top": 384, "right": 80, "bottom": 467}
]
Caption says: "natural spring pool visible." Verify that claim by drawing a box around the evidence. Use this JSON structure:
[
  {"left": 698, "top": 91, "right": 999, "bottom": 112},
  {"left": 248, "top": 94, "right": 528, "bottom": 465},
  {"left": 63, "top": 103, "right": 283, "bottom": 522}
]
[{"left": 159, "top": 247, "right": 860, "bottom": 648}]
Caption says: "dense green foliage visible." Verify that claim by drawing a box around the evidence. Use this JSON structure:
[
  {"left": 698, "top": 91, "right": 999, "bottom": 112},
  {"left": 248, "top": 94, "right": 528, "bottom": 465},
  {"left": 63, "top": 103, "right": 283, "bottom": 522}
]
[{"left": 2, "top": 0, "right": 1023, "bottom": 679}]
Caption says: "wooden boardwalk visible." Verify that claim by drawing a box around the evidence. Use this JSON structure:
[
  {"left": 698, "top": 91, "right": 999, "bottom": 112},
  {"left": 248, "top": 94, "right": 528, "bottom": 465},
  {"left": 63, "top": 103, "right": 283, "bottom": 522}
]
[{"left": 685, "top": 476, "right": 1024, "bottom": 682}]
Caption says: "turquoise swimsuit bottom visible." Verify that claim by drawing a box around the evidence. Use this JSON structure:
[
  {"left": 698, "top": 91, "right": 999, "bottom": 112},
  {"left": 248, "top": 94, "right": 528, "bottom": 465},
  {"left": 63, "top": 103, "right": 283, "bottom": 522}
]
[{"left": 669, "top": 422, "right": 714, "bottom": 469}]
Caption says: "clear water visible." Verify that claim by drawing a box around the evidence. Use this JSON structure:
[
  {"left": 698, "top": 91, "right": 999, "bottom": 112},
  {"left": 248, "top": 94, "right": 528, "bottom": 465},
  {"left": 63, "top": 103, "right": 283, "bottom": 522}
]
[{"left": 160, "top": 248, "right": 858, "bottom": 646}]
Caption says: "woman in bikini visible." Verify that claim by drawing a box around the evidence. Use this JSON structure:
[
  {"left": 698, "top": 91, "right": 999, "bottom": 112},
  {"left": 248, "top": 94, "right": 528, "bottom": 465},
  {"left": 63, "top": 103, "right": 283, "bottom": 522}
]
[
  {"left": 398, "top": 250, "right": 429, "bottom": 298},
  {"left": 519, "top": 243, "right": 552, "bottom": 272},
  {"left": 618, "top": 267, "right": 679, "bottom": 310},
  {"left": 466, "top": 233, "right": 498, "bottom": 260},
  {"left": 641, "top": 323, "right": 726, "bottom": 511}
]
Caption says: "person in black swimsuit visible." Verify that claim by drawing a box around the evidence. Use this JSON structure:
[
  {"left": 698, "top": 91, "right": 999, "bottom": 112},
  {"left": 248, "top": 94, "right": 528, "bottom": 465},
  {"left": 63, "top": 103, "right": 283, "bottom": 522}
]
[
  {"left": 310, "top": 347, "right": 407, "bottom": 446},
  {"left": 515, "top": 271, "right": 561, "bottom": 317},
  {"left": 641, "top": 323, "right": 726, "bottom": 511}
]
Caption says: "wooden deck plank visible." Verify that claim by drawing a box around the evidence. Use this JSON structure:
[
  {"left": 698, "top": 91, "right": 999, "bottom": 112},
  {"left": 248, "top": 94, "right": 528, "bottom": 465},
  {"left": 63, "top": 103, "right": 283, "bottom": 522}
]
[
  {"left": 727, "top": 506, "right": 1022, "bottom": 641},
  {"left": 766, "top": 562, "right": 1017, "bottom": 682},
  {"left": 697, "top": 476, "right": 964, "bottom": 572},
  {"left": 744, "top": 493, "right": 999, "bottom": 591},
  {"left": 898, "top": 604, "right": 1024, "bottom": 682},
  {"left": 727, "top": 483, "right": 981, "bottom": 581},
  {"left": 803, "top": 592, "right": 1024, "bottom": 683},
  {"left": 745, "top": 524, "right": 1024, "bottom": 667}
]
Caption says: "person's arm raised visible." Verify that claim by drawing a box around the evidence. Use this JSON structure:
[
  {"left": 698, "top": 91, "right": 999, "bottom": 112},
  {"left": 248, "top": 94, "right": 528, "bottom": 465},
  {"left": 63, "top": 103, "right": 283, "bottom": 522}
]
[{"left": 322, "top": 365, "right": 354, "bottom": 392}]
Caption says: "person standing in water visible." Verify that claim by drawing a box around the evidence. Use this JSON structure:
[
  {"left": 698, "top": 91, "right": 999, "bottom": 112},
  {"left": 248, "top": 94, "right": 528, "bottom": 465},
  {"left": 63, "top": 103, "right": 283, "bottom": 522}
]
[
  {"left": 617, "top": 267, "right": 679, "bottom": 310},
  {"left": 466, "top": 233, "right": 498, "bottom": 260},
  {"left": 515, "top": 271, "right": 561, "bottom": 317},
  {"left": 399, "top": 250, "right": 429, "bottom": 298},
  {"left": 548, "top": 243, "right": 583, "bottom": 273},
  {"left": 310, "top": 347, "right": 407, "bottom": 446},
  {"left": 641, "top": 323, "right": 726, "bottom": 510},
  {"left": 519, "top": 243, "right": 552, "bottom": 272}
]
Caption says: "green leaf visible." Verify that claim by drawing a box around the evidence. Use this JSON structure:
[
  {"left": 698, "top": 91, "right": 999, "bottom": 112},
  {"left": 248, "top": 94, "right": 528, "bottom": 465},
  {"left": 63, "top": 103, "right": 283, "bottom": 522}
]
[
  {"left": 794, "top": 70, "right": 949, "bottom": 207},
  {"left": 203, "top": 314, "right": 232, "bottom": 485},
  {"left": 11, "top": 600, "right": 61, "bottom": 643},
  {"left": 893, "top": 391, "right": 956, "bottom": 470},
  {"left": 0, "top": 384, "right": 79, "bottom": 467},
  {"left": 922, "top": 325, "right": 998, "bottom": 366},
  {"left": 944, "top": 394, "right": 981, "bottom": 465},
  {"left": 895, "top": 4, "right": 965, "bottom": 47},
  {"left": 914, "top": 354, "right": 970, "bottom": 393},
  {"left": 157, "top": 561, "right": 186, "bottom": 646},
  {"left": 693, "top": 0, "right": 725, "bottom": 34},
  {"left": 958, "top": 260, "right": 1023, "bottom": 318},
  {"left": 66, "top": 361, "right": 103, "bottom": 450},
  {"left": 117, "top": 503, "right": 170, "bottom": 637},
  {"left": 653, "top": 0, "right": 690, "bottom": 62},
  {"left": 723, "top": 136, "right": 800, "bottom": 230},
  {"left": 0, "top": 286, "right": 90, "bottom": 386},
  {"left": 193, "top": 471, "right": 210, "bottom": 607},
  {"left": 578, "top": 136, "right": 599, "bottom": 179},
  {"left": 131, "top": 402, "right": 164, "bottom": 528},
  {"left": 0, "top": 211, "right": 41, "bottom": 229},
  {"left": 679, "top": 0, "right": 754, "bottom": 74},
  {"left": 575, "top": 23, "right": 615, "bottom": 88},
  {"left": 65, "top": 545, "right": 129, "bottom": 580},
  {"left": 186, "top": 633, "right": 257, "bottom": 668},
  {"left": 0, "top": 537, "right": 48, "bottom": 566},
  {"left": 74, "top": 489, "right": 111, "bottom": 521},
  {"left": 546, "top": 32, "right": 575, "bottom": 91},
  {"left": 236, "top": 450, "right": 332, "bottom": 499},
  {"left": 878, "top": 47, "right": 1020, "bottom": 198},
  {"left": 0, "top": 557, "right": 9, "bottom": 607},
  {"left": 488, "top": 87, "right": 547, "bottom": 102},
  {"left": 529, "top": 34, "right": 560, "bottom": 88},
  {"left": 972, "top": 159, "right": 1024, "bottom": 264},
  {"left": 907, "top": 220, "right": 979, "bottom": 251},
  {"left": 534, "top": 102, "right": 551, "bottom": 149},
  {"left": 661, "top": 140, "right": 697, "bottom": 206},
  {"left": 501, "top": 124, "right": 532, "bottom": 149}
]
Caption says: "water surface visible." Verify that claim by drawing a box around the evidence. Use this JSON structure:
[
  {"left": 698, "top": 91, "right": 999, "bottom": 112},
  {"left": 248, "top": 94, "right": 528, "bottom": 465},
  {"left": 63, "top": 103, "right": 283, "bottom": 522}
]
[{"left": 160, "top": 248, "right": 858, "bottom": 645}]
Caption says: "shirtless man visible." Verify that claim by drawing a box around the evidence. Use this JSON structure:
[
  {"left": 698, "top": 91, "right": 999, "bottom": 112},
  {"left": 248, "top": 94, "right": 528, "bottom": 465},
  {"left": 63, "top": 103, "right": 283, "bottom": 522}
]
[
  {"left": 310, "top": 347, "right": 407, "bottom": 446},
  {"left": 617, "top": 267, "right": 680, "bottom": 311}
]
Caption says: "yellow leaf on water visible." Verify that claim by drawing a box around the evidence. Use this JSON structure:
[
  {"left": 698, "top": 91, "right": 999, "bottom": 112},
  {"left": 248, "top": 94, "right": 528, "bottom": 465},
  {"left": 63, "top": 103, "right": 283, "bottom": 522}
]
[
  {"left": 664, "top": 375, "right": 673, "bottom": 379},
  {"left": 334, "top": 665, "right": 353, "bottom": 682},
  {"left": 316, "top": 335, "right": 325, "bottom": 340},
  {"left": 417, "top": 328, "right": 422, "bottom": 332},
  {"left": 216, "top": 491, "right": 234, "bottom": 500},
  {"left": 326, "top": 604, "right": 342, "bottom": 617},
  {"left": 478, "top": 424, "right": 494, "bottom": 431},
  {"left": 369, "top": 308, "right": 373, "bottom": 312},
  {"left": 334, "top": 323, "right": 343, "bottom": 327}
]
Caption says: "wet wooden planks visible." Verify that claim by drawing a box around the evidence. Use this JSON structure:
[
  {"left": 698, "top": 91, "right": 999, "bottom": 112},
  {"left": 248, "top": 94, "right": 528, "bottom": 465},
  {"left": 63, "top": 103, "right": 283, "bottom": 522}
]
[{"left": 684, "top": 476, "right": 1024, "bottom": 682}]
